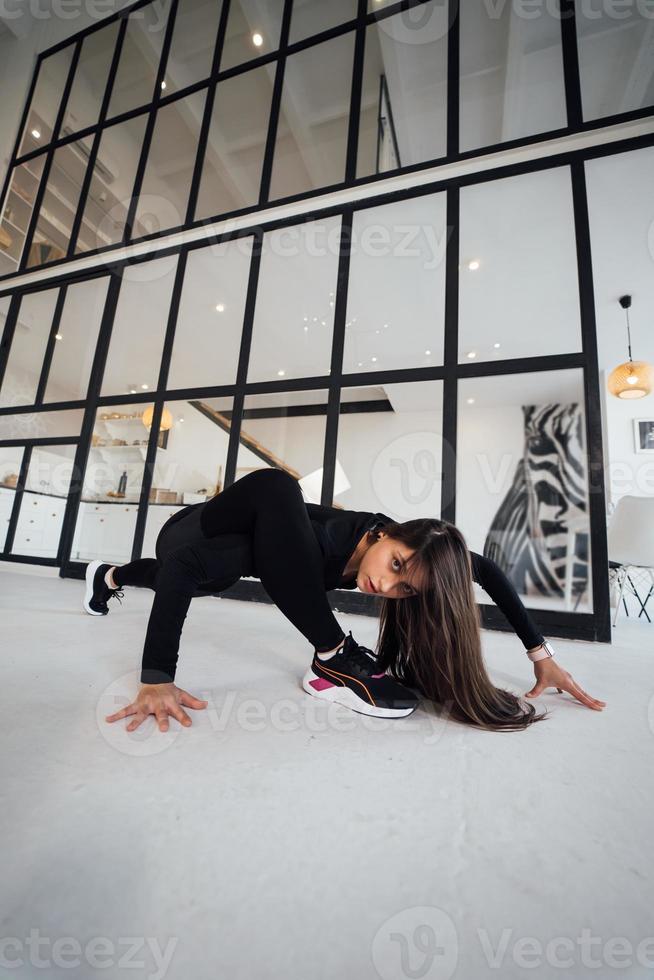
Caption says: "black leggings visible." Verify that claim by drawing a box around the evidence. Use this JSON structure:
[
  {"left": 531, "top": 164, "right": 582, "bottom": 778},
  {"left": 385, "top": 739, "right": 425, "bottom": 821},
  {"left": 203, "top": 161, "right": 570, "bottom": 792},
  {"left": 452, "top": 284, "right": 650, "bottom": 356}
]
[{"left": 112, "top": 469, "right": 347, "bottom": 684}]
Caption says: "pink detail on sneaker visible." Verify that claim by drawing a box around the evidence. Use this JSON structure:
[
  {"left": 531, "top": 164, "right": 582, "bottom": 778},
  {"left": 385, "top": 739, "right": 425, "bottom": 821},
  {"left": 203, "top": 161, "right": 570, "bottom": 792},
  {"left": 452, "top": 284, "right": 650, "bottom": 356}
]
[
  {"left": 371, "top": 672, "right": 386, "bottom": 678},
  {"left": 310, "top": 678, "right": 336, "bottom": 691}
]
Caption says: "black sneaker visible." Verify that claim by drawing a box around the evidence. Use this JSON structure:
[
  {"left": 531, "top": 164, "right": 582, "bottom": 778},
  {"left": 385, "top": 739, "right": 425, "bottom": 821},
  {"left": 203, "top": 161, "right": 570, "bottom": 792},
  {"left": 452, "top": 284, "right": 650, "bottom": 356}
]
[
  {"left": 302, "top": 631, "right": 419, "bottom": 718},
  {"left": 83, "top": 560, "right": 124, "bottom": 616}
]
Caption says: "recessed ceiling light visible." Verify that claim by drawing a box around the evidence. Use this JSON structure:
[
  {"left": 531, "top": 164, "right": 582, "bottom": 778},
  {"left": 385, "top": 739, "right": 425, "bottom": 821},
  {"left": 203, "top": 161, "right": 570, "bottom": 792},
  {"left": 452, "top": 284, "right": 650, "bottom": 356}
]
[
  {"left": 252, "top": 32, "right": 263, "bottom": 46},
  {"left": 467, "top": 397, "right": 475, "bottom": 404},
  {"left": 277, "top": 369, "right": 285, "bottom": 376},
  {"left": 31, "top": 128, "right": 41, "bottom": 140},
  {"left": 375, "top": 329, "right": 380, "bottom": 334},
  {"left": 383, "top": 323, "right": 389, "bottom": 329},
  {"left": 179, "top": 417, "right": 185, "bottom": 423},
  {"left": 371, "top": 356, "right": 377, "bottom": 362},
  {"left": 141, "top": 383, "right": 149, "bottom": 389},
  {"left": 493, "top": 342, "right": 501, "bottom": 349},
  {"left": 468, "top": 260, "right": 480, "bottom": 271},
  {"left": 161, "top": 80, "right": 167, "bottom": 90},
  {"left": 215, "top": 303, "right": 225, "bottom": 313},
  {"left": 130, "top": 389, "right": 137, "bottom": 394},
  {"left": 467, "top": 351, "right": 477, "bottom": 359},
  {"left": 303, "top": 326, "right": 308, "bottom": 332},
  {"left": 303, "top": 316, "right": 308, "bottom": 322},
  {"left": 425, "top": 349, "right": 431, "bottom": 356},
  {"left": 357, "top": 362, "right": 363, "bottom": 367},
  {"left": 55, "top": 333, "right": 63, "bottom": 341}
]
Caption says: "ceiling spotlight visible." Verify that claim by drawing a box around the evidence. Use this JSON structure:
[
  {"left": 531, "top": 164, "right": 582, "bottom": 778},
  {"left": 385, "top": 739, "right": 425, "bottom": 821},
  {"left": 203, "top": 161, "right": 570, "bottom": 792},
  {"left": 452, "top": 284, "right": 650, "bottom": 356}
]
[
  {"left": 357, "top": 362, "right": 363, "bottom": 367},
  {"left": 55, "top": 333, "right": 63, "bottom": 341},
  {"left": 371, "top": 356, "right": 377, "bottom": 362},
  {"left": 467, "top": 351, "right": 477, "bottom": 359},
  {"left": 215, "top": 303, "right": 225, "bottom": 313},
  {"left": 303, "top": 326, "right": 308, "bottom": 332},
  {"left": 161, "top": 80, "right": 167, "bottom": 91},
  {"left": 425, "top": 350, "right": 431, "bottom": 356},
  {"left": 467, "top": 397, "right": 475, "bottom": 404},
  {"left": 141, "top": 383, "right": 149, "bottom": 390},
  {"left": 277, "top": 369, "right": 285, "bottom": 376},
  {"left": 468, "top": 260, "right": 480, "bottom": 271},
  {"left": 252, "top": 32, "right": 263, "bottom": 46},
  {"left": 31, "top": 128, "right": 41, "bottom": 140},
  {"left": 179, "top": 417, "right": 185, "bottom": 423},
  {"left": 493, "top": 342, "right": 501, "bottom": 349},
  {"left": 130, "top": 389, "right": 137, "bottom": 394},
  {"left": 383, "top": 323, "right": 389, "bottom": 329}
]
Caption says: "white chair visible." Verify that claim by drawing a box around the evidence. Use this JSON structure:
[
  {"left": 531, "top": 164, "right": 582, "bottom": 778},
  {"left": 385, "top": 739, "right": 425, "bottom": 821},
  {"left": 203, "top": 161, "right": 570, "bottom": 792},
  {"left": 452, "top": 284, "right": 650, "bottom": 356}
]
[{"left": 607, "top": 495, "right": 654, "bottom": 627}]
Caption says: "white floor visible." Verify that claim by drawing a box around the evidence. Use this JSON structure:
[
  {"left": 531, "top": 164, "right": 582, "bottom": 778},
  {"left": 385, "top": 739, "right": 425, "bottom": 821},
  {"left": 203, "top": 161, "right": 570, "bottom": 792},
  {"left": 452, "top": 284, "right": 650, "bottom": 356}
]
[{"left": 1, "top": 565, "right": 653, "bottom": 980}]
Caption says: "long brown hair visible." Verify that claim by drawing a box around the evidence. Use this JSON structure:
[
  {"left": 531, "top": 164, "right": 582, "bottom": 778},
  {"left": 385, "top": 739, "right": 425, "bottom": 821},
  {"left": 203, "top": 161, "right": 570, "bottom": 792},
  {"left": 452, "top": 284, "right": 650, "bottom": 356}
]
[{"left": 372, "top": 518, "right": 549, "bottom": 732}]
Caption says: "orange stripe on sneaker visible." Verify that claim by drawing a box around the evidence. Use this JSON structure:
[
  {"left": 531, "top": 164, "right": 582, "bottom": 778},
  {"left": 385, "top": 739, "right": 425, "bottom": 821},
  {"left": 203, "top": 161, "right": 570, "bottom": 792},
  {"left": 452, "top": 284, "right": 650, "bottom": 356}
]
[{"left": 315, "top": 660, "right": 376, "bottom": 707}]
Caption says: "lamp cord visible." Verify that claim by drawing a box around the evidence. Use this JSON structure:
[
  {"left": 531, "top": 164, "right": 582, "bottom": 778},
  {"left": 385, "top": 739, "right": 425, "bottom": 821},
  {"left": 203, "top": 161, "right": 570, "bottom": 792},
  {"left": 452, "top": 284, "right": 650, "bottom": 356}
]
[{"left": 625, "top": 307, "right": 633, "bottom": 362}]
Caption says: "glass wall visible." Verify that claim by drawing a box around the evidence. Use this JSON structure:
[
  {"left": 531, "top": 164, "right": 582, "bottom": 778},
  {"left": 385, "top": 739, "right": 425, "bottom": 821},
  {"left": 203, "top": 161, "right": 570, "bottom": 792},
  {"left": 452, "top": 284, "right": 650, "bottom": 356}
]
[
  {"left": 459, "top": 1, "right": 566, "bottom": 153},
  {"left": 576, "top": 2, "right": 654, "bottom": 121},
  {"left": 141, "top": 395, "right": 233, "bottom": 558},
  {"left": 4, "top": 0, "right": 654, "bottom": 278},
  {"left": 0, "top": 151, "right": 629, "bottom": 638},
  {"left": 246, "top": 217, "right": 342, "bottom": 383},
  {"left": 334, "top": 381, "right": 443, "bottom": 519},
  {"left": 458, "top": 167, "right": 582, "bottom": 362}
]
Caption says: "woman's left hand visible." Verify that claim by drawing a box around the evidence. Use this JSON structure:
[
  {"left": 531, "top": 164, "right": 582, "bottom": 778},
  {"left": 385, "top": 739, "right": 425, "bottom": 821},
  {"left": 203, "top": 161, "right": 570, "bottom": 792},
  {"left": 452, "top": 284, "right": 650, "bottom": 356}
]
[{"left": 525, "top": 658, "right": 607, "bottom": 711}]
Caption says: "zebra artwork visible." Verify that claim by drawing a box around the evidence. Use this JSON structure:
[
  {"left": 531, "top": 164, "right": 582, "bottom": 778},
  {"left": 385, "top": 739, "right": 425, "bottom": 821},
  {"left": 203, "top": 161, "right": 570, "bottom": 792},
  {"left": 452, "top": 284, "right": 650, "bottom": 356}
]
[{"left": 483, "top": 403, "right": 590, "bottom": 603}]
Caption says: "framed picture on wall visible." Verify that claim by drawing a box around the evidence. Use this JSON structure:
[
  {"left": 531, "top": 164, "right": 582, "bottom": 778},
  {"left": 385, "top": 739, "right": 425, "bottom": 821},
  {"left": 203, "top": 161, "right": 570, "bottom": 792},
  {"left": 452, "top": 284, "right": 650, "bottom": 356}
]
[{"left": 633, "top": 419, "right": 654, "bottom": 454}]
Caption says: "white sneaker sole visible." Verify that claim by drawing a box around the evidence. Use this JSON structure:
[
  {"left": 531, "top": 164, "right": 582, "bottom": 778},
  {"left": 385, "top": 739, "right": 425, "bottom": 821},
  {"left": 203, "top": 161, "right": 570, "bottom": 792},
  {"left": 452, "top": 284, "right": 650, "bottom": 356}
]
[
  {"left": 83, "top": 559, "right": 107, "bottom": 616},
  {"left": 301, "top": 667, "right": 417, "bottom": 719}
]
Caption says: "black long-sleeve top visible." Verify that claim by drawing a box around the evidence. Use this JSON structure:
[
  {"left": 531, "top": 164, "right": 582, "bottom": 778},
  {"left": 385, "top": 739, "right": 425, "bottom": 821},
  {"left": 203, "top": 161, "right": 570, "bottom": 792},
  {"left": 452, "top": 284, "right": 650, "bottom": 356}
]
[
  {"left": 141, "top": 499, "right": 544, "bottom": 683},
  {"left": 305, "top": 502, "right": 545, "bottom": 650}
]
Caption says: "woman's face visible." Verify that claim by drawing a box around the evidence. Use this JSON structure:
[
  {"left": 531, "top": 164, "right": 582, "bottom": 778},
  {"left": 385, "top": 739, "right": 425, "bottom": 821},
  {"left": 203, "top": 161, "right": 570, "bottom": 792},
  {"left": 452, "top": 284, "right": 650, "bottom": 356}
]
[{"left": 356, "top": 531, "right": 426, "bottom": 599}]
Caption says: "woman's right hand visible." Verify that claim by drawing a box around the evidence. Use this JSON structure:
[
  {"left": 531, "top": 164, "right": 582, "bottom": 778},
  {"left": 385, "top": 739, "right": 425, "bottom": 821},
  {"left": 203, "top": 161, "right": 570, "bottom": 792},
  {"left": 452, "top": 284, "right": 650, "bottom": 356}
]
[{"left": 105, "top": 683, "right": 208, "bottom": 732}]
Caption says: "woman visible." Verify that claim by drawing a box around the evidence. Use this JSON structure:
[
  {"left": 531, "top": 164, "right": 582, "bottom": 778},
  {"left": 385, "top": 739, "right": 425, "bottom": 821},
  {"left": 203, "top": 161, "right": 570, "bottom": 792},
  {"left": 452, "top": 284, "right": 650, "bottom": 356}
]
[{"left": 85, "top": 468, "right": 605, "bottom": 734}]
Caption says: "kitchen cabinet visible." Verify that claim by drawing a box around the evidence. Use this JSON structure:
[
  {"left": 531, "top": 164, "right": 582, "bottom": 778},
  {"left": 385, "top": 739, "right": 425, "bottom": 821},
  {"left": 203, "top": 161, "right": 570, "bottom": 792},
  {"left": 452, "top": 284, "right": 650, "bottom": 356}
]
[{"left": 11, "top": 491, "right": 67, "bottom": 558}]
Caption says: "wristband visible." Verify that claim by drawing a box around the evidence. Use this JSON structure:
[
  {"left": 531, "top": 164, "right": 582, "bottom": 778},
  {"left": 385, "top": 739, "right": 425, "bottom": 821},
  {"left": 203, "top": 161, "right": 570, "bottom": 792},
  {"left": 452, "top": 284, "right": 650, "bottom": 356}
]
[{"left": 527, "top": 639, "right": 555, "bottom": 662}]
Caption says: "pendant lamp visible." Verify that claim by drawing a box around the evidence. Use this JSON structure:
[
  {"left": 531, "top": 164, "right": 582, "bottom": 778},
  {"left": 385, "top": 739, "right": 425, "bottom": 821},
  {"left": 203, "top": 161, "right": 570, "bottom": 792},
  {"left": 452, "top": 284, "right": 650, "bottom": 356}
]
[
  {"left": 607, "top": 295, "right": 653, "bottom": 399},
  {"left": 142, "top": 405, "right": 174, "bottom": 430}
]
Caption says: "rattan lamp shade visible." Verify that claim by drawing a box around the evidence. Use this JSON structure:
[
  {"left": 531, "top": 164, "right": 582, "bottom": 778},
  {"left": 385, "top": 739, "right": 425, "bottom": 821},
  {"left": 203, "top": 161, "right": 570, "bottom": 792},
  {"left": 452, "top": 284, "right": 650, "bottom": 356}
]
[
  {"left": 607, "top": 360, "right": 653, "bottom": 399},
  {"left": 142, "top": 406, "right": 174, "bottom": 429}
]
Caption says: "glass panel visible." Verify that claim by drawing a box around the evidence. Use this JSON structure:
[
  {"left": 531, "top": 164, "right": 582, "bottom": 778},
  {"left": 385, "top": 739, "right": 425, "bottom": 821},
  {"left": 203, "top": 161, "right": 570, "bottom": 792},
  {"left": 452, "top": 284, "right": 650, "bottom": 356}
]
[
  {"left": 234, "top": 389, "right": 329, "bottom": 489},
  {"left": 167, "top": 238, "right": 253, "bottom": 390},
  {"left": 357, "top": 1, "right": 448, "bottom": 178},
  {"left": 0, "top": 156, "right": 47, "bottom": 276},
  {"left": 0, "top": 447, "right": 24, "bottom": 552},
  {"left": 75, "top": 113, "right": 150, "bottom": 252},
  {"left": 141, "top": 395, "right": 233, "bottom": 557},
  {"left": 11, "top": 445, "right": 77, "bottom": 558},
  {"left": 220, "top": 0, "right": 285, "bottom": 71},
  {"left": 458, "top": 168, "right": 582, "bottom": 362},
  {"left": 70, "top": 402, "right": 153, "bottom": 564},
  {"left": 100, "top": 256, "right": 179, "bottom": 396},
  {"left": 333, "top": 381, "right": 443, "bottom": 521},
  {"left": 106, "top": 0, "right": 173, "bottom": 119},
  {"left": 0, "top": 409, "right": 84, "bottom": 439},
  {"left": 269, "top": 32, "right": 355, "bottom": 201},
  {"left": 27, "top": 137, "right": 93, "bottom": 266},
  {"left": 19, "top": 47, "right": 75, "bottom": 155},
  {"left": 577, "top": 3, "right": 654, "bottom": 121},
  {"left": 194, "top": 64, "right": 275, "bottom": 220},
  {"left": 44, "top": 277, "right": 110, "bottom": 403},
  {"left": 289, "top": 0, "right": 357, "bottom": 44},
  {"left": 459, "top": 1, "right": 566, "bottom": 153},
  {"left": 457, "top": 369, "right": 592, "bottom": 613},
  {"left": 163, "top": 0, "right": 224, "bottom": 94},
  {"left": 133, "top": 89, "right": 207, "bottom": 236},
  {"left": 343, "top": 193, "right": 447, "bottom": 374},
  {"left": 586, "top": 147, "right": 654, "bottom": 536},
  {"left": 246, "top": 216, "right": 342, "bottom": 383},
  {"left": 62, "top": 21, "right": 121, "bottom": 136},
  {"left": 0, "top": 288, "right": 59, "bottom": 408}
]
